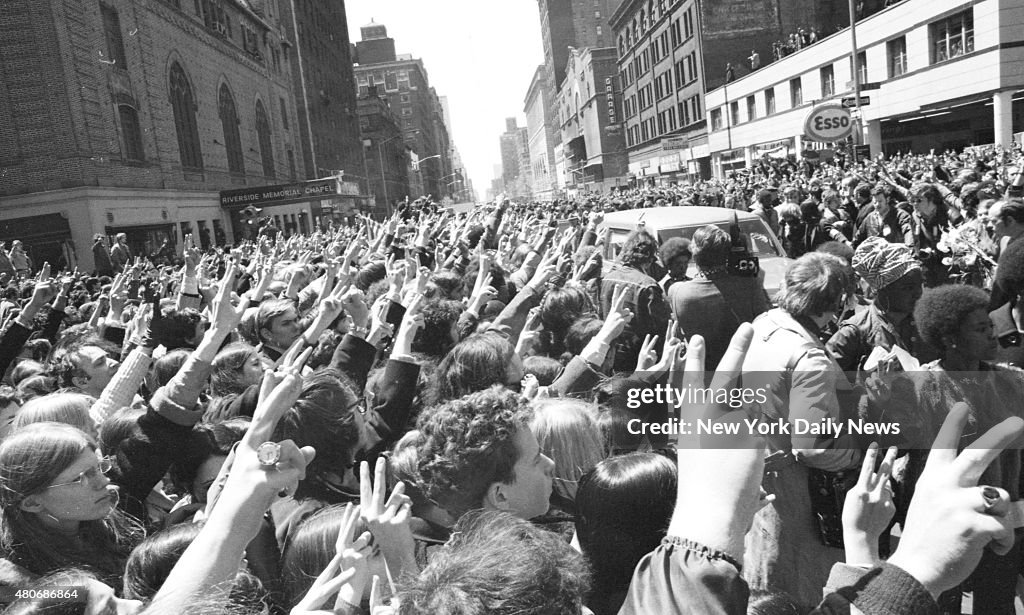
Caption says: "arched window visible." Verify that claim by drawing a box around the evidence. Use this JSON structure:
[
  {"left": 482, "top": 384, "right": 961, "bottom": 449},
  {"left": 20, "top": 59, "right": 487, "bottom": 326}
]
[
  {"left": 218, "top": 84, "right": 244, "bottom": 175},
  {"left": 255, "top": 100, "right": 275, "bottom": 178},
  {"left": 117, "top": 104, "right": 145, "bottom": 161},
  {"left": 169, "top": 62, "right": 203, "bottom": 170}
]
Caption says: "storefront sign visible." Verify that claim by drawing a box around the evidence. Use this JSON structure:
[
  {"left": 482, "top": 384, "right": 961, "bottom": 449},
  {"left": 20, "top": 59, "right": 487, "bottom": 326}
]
[
  {"left": 220, "top": 178, "right": 339, "bottom": 208},
  {"left": 804, "top": 104, "right": 853, "bottom": 142},
  {"left": 662, "top": 136, "right": 688, "bottom": 151}
]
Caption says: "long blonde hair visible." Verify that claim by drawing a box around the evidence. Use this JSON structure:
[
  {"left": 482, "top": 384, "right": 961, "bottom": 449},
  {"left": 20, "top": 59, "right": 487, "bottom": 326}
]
[{"left": 530, "top": 398, "right": 607, "bottom": 502}]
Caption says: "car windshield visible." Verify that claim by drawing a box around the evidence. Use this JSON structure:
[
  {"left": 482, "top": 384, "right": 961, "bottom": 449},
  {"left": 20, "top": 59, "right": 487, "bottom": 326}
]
[{"left": 608, "top": 219, "right": 782, "bottom": 259}]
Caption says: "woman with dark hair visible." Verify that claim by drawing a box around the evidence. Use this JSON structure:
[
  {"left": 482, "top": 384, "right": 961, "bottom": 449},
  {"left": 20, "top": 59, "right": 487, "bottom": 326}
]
[
  {"left": 908, "top": 182, "right": 958, "bottom": 286},
  {"left": 539, "top": 285, "right": 597, "bottom": 358},
  {"left": 0, "top": 423, "right": 144, "bottom": 587},
  {"left": 123, "top": 523, "right": 268, "bottom": 612},
  {"left": 575, "top": 453, "right": 676, "bottom": 615},
  {"left": 166, "top": 418, "right": 249, "bottom": 523},
  {"left": 279, "top": 503, "right": 391, "bottom": 610},
  {"left": 898, "top": 284, "right": 1023, "bottom": 614},
  {"left": 741, "top": 252, "right": 862, "bottom": 608},
  {"left": 431, "top": 332, "right": 524, "bottom": 404},
  {"left": 209, "top": 343, "right": 270, "bottom": 397}
]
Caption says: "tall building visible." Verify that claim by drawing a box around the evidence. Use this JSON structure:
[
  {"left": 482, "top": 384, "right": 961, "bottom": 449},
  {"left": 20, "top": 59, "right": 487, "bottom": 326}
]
[
  {"left": 557, "top": 47, "right": 629, "bottom": 193},
  {"left": 353, "top": 23, "right": 454, "bottom": 203},
  {"left": 537, "top": 0, "right": 617, "bottom": 191},
  {"left": 499, "top": 118, "right": 532, "bottom": 199},
  {"left": 357, "top": 87, "right": 411, "bottom": 211},
  {"left": 281, "top": 0, "right": 366, "bottom": 193},
  {"left": 0, "top": 0, "right": 311, "bottom": 270},
  {"left": 610, "top": 0, "right": 846, "bottom": 184},
  {"left": 524, "top": 65, "right": 557, "bottom": 200},
  {"left": 439, "top": 96, "right": 472, "bottom": 202}
]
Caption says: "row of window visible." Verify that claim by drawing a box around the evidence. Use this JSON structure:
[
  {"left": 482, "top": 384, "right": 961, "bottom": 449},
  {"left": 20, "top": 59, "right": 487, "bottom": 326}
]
[
  {"left": 618, "top": 6, "right": 696, "bottom": 88},
  {"left": 708, "top": 10, "right": 974, "bottom": 130},
  {"left": 169, "top": 61, "right": 287, "bottom": 178},
  {"left": 625, "top": 94, "right": 702, "bottom": 147},
  {"left": 618, "top": 0, "right": 688, "bottom": 53}
]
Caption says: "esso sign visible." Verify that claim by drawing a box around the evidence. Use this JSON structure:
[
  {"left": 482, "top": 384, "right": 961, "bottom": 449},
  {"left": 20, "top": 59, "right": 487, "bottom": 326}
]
[{"left": 804, "top": 104, "right": 853, "bottom": 141}]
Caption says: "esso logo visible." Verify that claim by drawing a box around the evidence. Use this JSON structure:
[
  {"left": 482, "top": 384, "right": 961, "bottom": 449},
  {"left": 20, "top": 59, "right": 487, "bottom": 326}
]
[{"left": 804, "top": 104, "right": 853, "bottom": 141}]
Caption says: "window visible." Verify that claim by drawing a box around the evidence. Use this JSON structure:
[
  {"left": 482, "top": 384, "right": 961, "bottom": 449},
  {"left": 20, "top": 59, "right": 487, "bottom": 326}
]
[
  {"left": 218, "top": 84, "right": 244, "bottom": 175},
  {"left": 790, "top": 77, "right": 803, "bottom": 106},
  {"left": 746, "top": 95, "right": 756, "bottom": 121},
  {"left": 691, "top": 95, "right": 701, "bottom": 123},
  {"left": 820, "top": 65, "right": 835, "bottom": 97},
  {"left": 101, "top": 4, "right": 128, "bottom": 68},
  {"left": 765, "top": 88, "right": 776, "bottom": 115},
  {"left": 683, "top": 8, "right": 693, "bottom": 38},
  {"left": 711, "top": 108, "right": 723, "bottom": 130},
  {"left": 852, "top": 51, "right": 867, "bottom": 84},
  {"left": 678, "top": 101, "right": 689, "bottom": 126},
  {"left": 280, "top": 97, "right": 289, "bottom": 130},
  {"left": 730, "top": 101, "right": 739, "bottom": 126},
  {"left": 671, "top": 19, "right": 681, "bottom": 47},
  {"left": 401, "top": 107, "right": 412, "bottom": 116},
  {"left": 887, "top": 36, "right": 908, "bottom": 77},
  {"left": 287, "top": 150, "right": 296, "bottom": 180},
  {"left": 169, "top": 63, "right": 203, "bottom": 170},
  {"left": 932, "top": 10, "right": 973, "bottom": 63},
  {"left": 117, "top": 105, "right": 144, "bottom": 161},
  {"left": 385, "top": 71, "right": 398, "bottom": 91},
  {"left": 255, "top": 100, "right": 275, "bottom": 178},
  {"left": 197, "top": 0, "right": 229, "bottom": 37}
]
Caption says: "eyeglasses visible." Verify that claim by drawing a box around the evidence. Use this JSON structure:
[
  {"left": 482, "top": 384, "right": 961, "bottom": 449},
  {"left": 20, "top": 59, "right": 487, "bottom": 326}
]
[{"left": 45, "top": 457, "right": 113, "bottom": 490}]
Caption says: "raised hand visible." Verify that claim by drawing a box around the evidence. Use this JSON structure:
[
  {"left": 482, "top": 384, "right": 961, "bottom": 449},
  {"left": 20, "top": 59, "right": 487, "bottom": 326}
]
[
  {"left": 887, "top": 403, "right": 1024, "bottom": 598},
  {"left": 842, "top": 443, "right": 897, "bottom": 567},
  {"left": 209, "top": 264, "right": 251, "bottom": 335},
  {"left": 359, "top": 458, "right": 417, "bottom": 579}
]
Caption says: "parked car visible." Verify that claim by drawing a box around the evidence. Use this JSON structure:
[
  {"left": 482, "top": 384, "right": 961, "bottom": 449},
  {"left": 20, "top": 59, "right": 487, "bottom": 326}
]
[{"left": 600, "top": 206, "right": 793, "bottom": 299}]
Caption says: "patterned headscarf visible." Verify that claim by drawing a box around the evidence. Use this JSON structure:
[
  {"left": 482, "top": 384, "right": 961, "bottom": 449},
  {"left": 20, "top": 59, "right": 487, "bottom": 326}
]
[{"left": 852, "top": 236, "right": 921, "bottom": 291}]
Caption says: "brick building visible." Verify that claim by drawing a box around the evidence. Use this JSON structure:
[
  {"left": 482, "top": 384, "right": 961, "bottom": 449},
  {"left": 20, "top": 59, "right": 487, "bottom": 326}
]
[
  {"left": 282, "top": 0, "right": 366, "bottom": 191},
  {"left": 0, "top": 0, "right": 317, "bottom": 270},
  {"left": 557, "top": 47, "right": 628, "bottom": 193},
  {"left": 610, "top": 0, "right": 847, "bottom": 184},
  {"left": 353, "top": 23, "right": 453, "bottom": 204},
  {"left": 357, "top": 87, "right": 411, "bottom": 212},
  {"left": 537, "top": 0, "right": 617, "bottom": 191}
]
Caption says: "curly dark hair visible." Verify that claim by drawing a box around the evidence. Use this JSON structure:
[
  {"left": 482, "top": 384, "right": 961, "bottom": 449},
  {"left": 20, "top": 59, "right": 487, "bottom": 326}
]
[
  {"left": 413, "top": 299, "right": 464, "bottom": 358},
  {"left": 398, "top": 510, "right": 590, "bottom": 615},
  {"left": 913, "top": 285, "right": 991, "bottom": 352},
  {"left": 415, "top": 386, "right": 532, "bottom": 518},
  {"left": 619, "top": 229, "right": 658, "bottom": 269}
]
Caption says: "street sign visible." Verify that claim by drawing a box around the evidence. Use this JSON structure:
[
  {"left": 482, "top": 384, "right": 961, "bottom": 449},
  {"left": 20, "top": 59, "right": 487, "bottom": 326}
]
[
  {"left": 804, "top": 104, "right": 853, "bottom": 142},
  {"left": 861, "top": 82, "right": 881, "bottom": 91},
  {"left": 841, "top": 96, "right": 871, "bottom": 108}
]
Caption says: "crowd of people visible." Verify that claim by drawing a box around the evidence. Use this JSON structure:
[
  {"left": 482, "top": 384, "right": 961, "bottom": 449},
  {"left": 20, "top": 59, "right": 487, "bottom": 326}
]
[{"left": 0, "top": 142, "right": 1022, "bottom": 614}]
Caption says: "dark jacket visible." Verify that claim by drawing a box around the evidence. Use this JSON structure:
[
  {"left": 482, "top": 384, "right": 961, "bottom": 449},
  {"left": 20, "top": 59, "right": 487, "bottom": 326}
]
[
  {"left": 93, "top": 240, "right": 114, "bottom": 276},
  {"left": 599, "top": 262, "right": 671, "bottom": 372}
]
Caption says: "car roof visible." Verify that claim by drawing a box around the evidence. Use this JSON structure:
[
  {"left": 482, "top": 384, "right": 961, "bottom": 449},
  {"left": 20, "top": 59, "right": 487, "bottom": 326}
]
[{"left": 603, "top": 206, "right": 759, "bottom": 231}]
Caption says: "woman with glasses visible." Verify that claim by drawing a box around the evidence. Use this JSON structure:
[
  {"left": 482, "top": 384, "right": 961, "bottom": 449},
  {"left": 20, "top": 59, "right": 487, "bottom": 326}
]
[{"left": 0, "top": 423, "right": 143, "bottom": 588}]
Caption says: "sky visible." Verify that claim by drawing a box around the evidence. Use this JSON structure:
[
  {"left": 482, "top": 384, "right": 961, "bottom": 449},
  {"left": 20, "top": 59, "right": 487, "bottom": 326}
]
[{"left": 345, "top": 1, "right": 544, "bottom": 200}]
